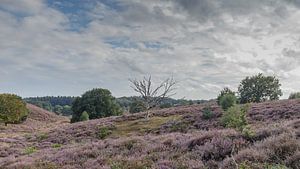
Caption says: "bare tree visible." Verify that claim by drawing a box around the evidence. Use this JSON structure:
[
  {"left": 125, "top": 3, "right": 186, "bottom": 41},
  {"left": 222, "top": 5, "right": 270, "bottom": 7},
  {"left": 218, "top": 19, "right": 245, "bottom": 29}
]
[{"left": 129, "top": 76, "right": 176, "bottom": 119}]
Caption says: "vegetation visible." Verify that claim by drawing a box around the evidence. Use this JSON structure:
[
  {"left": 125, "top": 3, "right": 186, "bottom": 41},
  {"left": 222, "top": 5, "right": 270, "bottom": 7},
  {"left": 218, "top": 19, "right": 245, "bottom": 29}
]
[
  {"left": 238, "top": 73, "right": 282, "bottom": 104},
  {"left": 221, "top": 104, "right": 249, "bottom": 131},
  {"left": 24, "top": 96, "right": 74, "bottom": 116},
  {"left": 202, "top": 106, "right": 214, "bottom": 119},
  {"left": 217, "top": 87, "right": 235, "bottom": 105},
  {"left": 219, "top": 93, "right": 237, "bottom": 111},
  {"left": 0, "top": 94, "right": 29, "bottom": 126},
  {"left": 24, "top": 146, "right": 37, "bottom": 155},
  {"left": 289, "top": 92, "right": 300, "bottom": 99},
  {"left": 98, "top": 127, "right": 112, "bottom": 139},
  {"left": 129, "top": 100, "right": 147, "bottom": 113},
  {"left": 71, "top": 88, "right": 122, "bottom": 123},
  {"left": 79, "top": 111, "right": 89, "bottom": 121}
]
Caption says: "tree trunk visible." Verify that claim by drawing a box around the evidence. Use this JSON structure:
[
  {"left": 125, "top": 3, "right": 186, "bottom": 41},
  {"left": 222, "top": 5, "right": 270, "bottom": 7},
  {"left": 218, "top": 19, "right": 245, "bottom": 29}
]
[{"left": 5, "top": 123, "right": 7, "bottom": 126}]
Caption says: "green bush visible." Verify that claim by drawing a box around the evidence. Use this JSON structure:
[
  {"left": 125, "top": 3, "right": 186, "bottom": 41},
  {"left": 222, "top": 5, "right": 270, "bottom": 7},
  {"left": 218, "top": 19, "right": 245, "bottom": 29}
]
[
  {"left": 79, "top": 111, "right": 89, "bottom": 121},
  {"left": 52, "top": 143, "right": 62, "bottom": 148},
  {"left": 98, "top": 127, "right": 112, "bottom": 139},
  {"left": 202, "top": 106, "right": 214, "bottom": 119},
  {"left": 288, "top": 92, "right": 300, "bottom": 99},
  {"left": 221, "top": 105, "right": 248, "bottom": 131},
  {"left": 217, "top": 87, "right": 235, "bottom": 105},
  {"left": 220, "top": 94, "right": 237, "bottom": 111},
  {"left": 0, "top": 94, "right": 29, "bottom": 126}
]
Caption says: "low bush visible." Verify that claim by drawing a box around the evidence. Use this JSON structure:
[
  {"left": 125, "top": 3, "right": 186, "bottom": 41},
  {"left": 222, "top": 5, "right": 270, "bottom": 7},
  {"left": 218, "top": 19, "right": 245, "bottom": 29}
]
[
  {"left": 202, "top": 106, "right": 214, "bottom": 119},
  {"left": 98, "top": 127, "right": 112, "bottom": 139},
  {"left": 52, "top": 143, "right": 62, "bottom": 149},
  {"left": 79, "top": 111, "right": 89, "bottom": 121},
  {"left": 221, "top": 105, "right": 248, "bottom": 131}
]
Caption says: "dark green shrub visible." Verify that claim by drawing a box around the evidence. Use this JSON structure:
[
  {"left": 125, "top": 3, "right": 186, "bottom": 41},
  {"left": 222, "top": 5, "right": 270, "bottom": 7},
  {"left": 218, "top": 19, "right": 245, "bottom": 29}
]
[
  {"left": 0, "top": 94, "right": 29, "bottom": 126},
  {"left": 220, "top": 94, "right": 237, "bottom": 111},
  {"left": 288, "top": 92, "right": 300, "bottom": 99},
  {"left": 202, "top": 106, "right": 214, "bottom": 119},
  {"left": 79, "top": 111, "right": 89, "bottom": 121},
  {"left": 217, "top": 88, "right": 235, "bottom": 105},
  {"left": 98, "top": 127, "right": 112, "bottom": 139},
  {"left": 221, "top": 105, "right": 248, "bottom": 131}
]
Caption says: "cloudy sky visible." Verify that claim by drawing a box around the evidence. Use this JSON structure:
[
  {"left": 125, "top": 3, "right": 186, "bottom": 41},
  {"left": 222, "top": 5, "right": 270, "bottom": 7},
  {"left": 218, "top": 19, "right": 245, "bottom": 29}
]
[{"left": 1, "top": 0, "right": 300, "bottom": 99}]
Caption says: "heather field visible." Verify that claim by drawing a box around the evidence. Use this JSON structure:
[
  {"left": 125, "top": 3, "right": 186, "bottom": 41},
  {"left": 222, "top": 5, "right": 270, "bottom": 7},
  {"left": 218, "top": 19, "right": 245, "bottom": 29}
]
[{"left": 0, "top": 100, "right": 299, "bottom": 169}]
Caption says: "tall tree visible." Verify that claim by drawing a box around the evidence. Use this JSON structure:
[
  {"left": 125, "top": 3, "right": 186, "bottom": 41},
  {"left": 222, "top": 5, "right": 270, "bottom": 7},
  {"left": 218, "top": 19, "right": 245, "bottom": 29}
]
[
  {"left": 238, "top": 73, "right": 282, "bottom": 103},
  {"left": 71, "top": 88, "right": 122, "bottom": 123},
  {"left": 129, "top": 76, "right": 176, "bottom": 119}
]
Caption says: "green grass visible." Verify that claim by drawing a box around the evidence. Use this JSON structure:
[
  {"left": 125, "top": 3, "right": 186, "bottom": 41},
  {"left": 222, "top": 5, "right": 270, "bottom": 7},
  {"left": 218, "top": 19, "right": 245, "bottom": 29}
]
[
  {"left": 111, "top": 115, "right": 182, "bottom": 137},
  {"left": 51, "top": 143, "right": 62, "bottom": 149},
  {"left": 24, "top": 146, "right": 37, "bottom": 155}
]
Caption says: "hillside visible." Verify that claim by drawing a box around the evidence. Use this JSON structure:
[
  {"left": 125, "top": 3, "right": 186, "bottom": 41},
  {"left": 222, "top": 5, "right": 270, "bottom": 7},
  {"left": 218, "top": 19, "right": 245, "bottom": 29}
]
[{"left": 0, "top": 100, "right": 299, "bottom": 169}]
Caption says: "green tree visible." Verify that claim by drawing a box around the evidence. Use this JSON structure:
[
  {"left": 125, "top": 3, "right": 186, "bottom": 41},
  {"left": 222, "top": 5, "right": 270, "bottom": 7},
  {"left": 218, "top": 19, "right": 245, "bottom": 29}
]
[
  {"left": 220, "top": 94, "right": 237, "bottom": 111},
  {"left": 71, "top": 88, "right": 122, "bottom": 123},
  {"left": 53, "top": 105, "right": 63, "bottom": 115},
  {"left": 217, "top": 88, "right": 235, "bottom": 105},
  {"left": 79, "top": 111, "right": 89, "bottom": 121},
  {"left": 288, "top": 92, "right": 300, "bottom": 99},
  {"left": 0, "top": 94, "right": 29, "bottom": 126},
  {"left": 129, "top": 100, "right": 146, "bottom": 113},
  {"left": 238, "top": 73, "right": 282, "bottom": 104}
]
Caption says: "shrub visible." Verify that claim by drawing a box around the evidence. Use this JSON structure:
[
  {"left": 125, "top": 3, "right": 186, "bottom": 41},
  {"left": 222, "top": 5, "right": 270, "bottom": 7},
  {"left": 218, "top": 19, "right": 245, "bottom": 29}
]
[
  {"left": 288, "top": 92, "right": 300, "bottom": 99},
  {"left": 221, "top": 105, "right": 248, "bottom": 131},
  {"left": 0, "top": 94, "right": 29, "bottom": 126},
  {"left": 24, "top": 146, "right": 37, "bottom": 155},
  {"left": 220, "top": 94, "right": 237, "bottom": 111},
  {"left": 241, "top": 125, "right": 255, "bottom": 140},
  {"left": 217, "top": 88, "right": 235, "bottom": 105},
  {"left": 202, "top": 106, "right": 214, "bottom": 119},
  {"left": 98, "top": 127, "right": 112, "bottom": 139},
  {"left": 37, "top": 133, "right": 48, "bottom": 141},
  {"left": 79, "top": 111, "right": 89, "bottom": 121},
  {"left": 71, "top": 88, "right": 122, "bottom": 123}
]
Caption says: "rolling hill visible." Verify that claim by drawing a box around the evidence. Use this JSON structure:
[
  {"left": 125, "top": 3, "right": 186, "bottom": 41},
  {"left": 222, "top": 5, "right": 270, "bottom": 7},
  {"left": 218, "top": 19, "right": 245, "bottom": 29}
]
[{"left": 0, "top": 100, "right": 299, "bottom": 169}]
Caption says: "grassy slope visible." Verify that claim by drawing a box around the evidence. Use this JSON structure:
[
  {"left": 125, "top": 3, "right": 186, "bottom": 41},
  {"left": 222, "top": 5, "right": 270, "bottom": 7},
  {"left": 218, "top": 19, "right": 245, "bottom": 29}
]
[{"left": 0, "top": 100, "right": 299, "bottom": 169}]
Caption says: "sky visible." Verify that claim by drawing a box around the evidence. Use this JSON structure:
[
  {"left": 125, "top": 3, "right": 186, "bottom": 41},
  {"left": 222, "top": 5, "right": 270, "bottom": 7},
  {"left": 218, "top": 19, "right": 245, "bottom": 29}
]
[{"left": 1, "top": 0, "right": 300, "bottom": 100}]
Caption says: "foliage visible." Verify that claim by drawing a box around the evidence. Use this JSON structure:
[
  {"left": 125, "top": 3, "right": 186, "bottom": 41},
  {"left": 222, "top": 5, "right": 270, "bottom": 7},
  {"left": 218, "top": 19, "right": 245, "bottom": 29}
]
[
  {"left": 288, "top": 92, "right": 300, "bottom": 99},
  {"left": 79, "top": 111, "right": 89, "bottom": 121},
  {"left": 238, "top": 73, "right": 282, "bottom": 104},
  {"left": 71, "top": 88, "right": 122, "bottom": 122},
  {"left": 129, "top": 100, "right": 147, "bottom": 113},
  {"left": 221, "top": 104, "right": 248, "bottom": 131},
  {"left": 24, "top": 96, "right": 74, "bottom": 116},
  {"left": 51, "top": 143, "right": 62, "bottom": 149},
  {"left": 24, "top": 146, "right": 37, "bottom": 155},
  {"left": 220, "top": 93, "right": 237, "bottom": 111},
  {"left": 0, "top": 94, "right": 29, "bottom": 126},
  {"left": 98, "top": 127, "right": 112, "bottom": 139},
  {"left": 217, "top": 87, "right": 236, "bottom": 105},
  {"left": 202, "top": 106, "right": 214, "bottom": 119},
  {"left": 241, "top": 125, "right": 256, "bottom": 140},
  {"left": 37, "top": 133, "right": 48, "bottom": 141}
]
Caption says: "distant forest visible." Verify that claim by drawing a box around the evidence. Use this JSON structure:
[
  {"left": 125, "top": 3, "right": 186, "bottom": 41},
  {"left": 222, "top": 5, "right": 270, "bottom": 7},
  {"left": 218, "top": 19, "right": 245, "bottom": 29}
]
[{"left": 24, "top": 96, "right": 208, "bottom": 116}]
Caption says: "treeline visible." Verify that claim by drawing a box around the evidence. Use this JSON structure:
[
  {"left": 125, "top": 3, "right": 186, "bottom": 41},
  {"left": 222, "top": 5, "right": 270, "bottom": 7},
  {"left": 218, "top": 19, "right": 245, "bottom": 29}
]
[
  {"left": 24, "top": 96, "right": 75, "bottom": 116},
  {"left": 24, "top": 95, "right": 207, "bottom": 116}
]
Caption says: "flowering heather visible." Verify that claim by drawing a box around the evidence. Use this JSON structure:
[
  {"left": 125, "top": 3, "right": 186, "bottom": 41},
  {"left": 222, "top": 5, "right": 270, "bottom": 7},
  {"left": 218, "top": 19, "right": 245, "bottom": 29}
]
[{"left": 0, "top": 100, "right": 299, "bottom": 169}]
